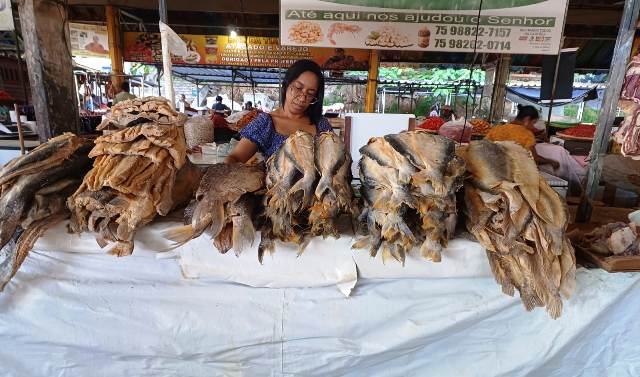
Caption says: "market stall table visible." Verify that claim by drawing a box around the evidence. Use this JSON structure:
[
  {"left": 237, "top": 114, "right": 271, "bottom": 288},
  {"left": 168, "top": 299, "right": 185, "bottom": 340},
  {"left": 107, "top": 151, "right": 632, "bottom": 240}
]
[{"left": 1, "top": 221, "right": 640, "bottom": 376}]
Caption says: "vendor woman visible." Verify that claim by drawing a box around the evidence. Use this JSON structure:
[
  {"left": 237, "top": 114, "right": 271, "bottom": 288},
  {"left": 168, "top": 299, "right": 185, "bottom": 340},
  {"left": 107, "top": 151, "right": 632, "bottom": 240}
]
[
  {"left": 225, "top": 60, "right": 333, "bottom": 163},
  {"left": 485, "top": 105, "right": 586, "bottom": 188}
]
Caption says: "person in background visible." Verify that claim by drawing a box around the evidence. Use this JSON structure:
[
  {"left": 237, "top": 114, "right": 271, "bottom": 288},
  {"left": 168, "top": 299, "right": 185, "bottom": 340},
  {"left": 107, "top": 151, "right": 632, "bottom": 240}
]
[
  {"left": 429, "top": 104, "right": 439, "bottom": 117},
  {"left": 244, "top": 101, "right": 254, "bottom": 111},
  {"left": 226, "top": 59, "right": 333, "bottom": 163},
  {"left": 113, "top": 81, "right": 136, "bottom": 106},
  {"left": 485, "top": 105, "right": 586, "bottom": 189},
  {"left": 212, "top": 95, "right": 230, "bottom": 116},
  {"left": 178, "top": 94, "right": 192, "bottom": 113},
  {"left": 441, "top": 105, "right": 454, "bottom": 122}
]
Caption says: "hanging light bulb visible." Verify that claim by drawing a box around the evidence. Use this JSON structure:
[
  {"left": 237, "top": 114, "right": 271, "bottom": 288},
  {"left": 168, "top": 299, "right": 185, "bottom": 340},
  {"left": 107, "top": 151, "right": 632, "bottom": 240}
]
[{"left": 229, "top": 30, "right": 238, "bottom": 39}]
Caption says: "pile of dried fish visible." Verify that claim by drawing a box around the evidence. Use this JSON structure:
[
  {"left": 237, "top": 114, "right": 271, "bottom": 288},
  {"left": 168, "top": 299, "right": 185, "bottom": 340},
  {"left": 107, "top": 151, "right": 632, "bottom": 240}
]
[
  {"left": 353, "top": 131, "right": 465, "bottom": 264},
  {"left": 68, "top": 123, "right": 199, "bottom": 256},
  {"left": 459, "top": 140, "right": 576, "bottom": 319},
  {"left": 98, "top": 97, "right": 185, "bottom": 130},
  {"left": 0, "top": 133, "right": 93, "bottom": 291},
  {"left": 260, "top": 131, "right": 355, "bottom": 261},
  {"left": 163, "top": 162, "right": 265, "bottom": 255},
  {"left": 570, "top": 210, "right": 640, "bottom": 256}
]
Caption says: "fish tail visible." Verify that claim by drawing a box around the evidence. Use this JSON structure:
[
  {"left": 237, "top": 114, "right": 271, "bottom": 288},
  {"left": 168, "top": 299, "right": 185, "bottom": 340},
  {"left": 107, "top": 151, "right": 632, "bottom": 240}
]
[
  {"left": 419, "top": 241, "right": 442, "bottom": 263},
  {"left": 108, "top": 241, "right": 134, "bottom": 257},
  {"left": 232, "top": 217, "right": 255, "bottom": 257},
  {"left": 258, "top": 233, "right": 275, "bottom": 264},
  {"left": 162, "top": 225, "right": 196, "bottom": 248},
  {"left": 314, "top": 175, "right": 335, "bottom": 200},
  {"left": 206, "top": 200, "right": 226, "bottom": 238},
  {"left": 546, "top": 296, "right": 563, "bottom": 319}
]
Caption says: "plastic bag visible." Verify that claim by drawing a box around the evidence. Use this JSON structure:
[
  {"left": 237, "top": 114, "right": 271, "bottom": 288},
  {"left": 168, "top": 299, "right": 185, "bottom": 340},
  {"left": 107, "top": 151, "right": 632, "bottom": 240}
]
[{"left": 438, "top": 117, "right": 473, "bottom": 143}]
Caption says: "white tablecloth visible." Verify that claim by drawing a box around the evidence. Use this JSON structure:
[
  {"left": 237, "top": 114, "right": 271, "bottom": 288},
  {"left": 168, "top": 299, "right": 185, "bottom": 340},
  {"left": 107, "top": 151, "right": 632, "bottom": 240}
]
[{"left": 2, "top": 230, "right": 640, "bottom": 376}]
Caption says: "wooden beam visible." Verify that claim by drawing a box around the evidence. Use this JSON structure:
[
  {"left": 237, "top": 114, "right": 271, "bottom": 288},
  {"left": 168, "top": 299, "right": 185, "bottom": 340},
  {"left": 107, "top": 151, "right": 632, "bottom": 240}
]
[
  {"left": 576, "top": 0, "right": 640, "bottom": 223},
  {"left": 364, "top": 50, "right": 379, "bottom": 113},
  {"left": 18, "top": 0, "right": 80, "bottom": 140},
  {"left": 106, "top": 5, "right": 124, "bottom": 90},
  {"left": 489, "top": 54, "right": 511, "bottom": 123}
]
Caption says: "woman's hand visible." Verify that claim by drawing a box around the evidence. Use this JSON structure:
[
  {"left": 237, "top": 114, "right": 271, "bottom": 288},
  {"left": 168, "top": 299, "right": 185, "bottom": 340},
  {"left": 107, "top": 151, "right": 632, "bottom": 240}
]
[{"left": 224, "top": 138, "right": 258, "bottom": 164}]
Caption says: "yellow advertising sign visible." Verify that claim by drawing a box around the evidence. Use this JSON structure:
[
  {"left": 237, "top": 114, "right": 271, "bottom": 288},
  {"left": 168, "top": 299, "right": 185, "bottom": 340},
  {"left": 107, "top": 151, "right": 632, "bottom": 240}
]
[
  {"left": 70, "top": 23, "right": 109, "bottom": 58},
  {"left": 124, "top": 32, "right": 369, "bottom": 70}
]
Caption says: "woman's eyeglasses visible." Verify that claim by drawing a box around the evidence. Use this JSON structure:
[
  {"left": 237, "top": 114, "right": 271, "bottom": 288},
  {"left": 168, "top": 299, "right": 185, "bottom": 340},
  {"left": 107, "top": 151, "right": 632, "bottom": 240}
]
[{"left": 289, "top": 84, "right": 318, "bottom": 105}]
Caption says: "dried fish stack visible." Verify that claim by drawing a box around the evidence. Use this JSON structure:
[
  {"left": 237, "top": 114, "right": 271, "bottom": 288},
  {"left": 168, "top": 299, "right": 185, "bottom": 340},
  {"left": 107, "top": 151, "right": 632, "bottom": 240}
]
[
  {"left": 97, "top": 96, "right": 185, "bottom": 131},
  {"left": 163, "top": 162, "right": 265, "bottom": 255},
  {"left": 353, "top": 131, "right": 465, "bottom": 264},
  {"left": 309, "top": 132, "right": 356, "bottom": 238},
  {"left": 0, "top": 133, "right": 93, "bottom": 291},
  {"left": 459, "top": 140, "right": 576, "bottom": 319},
  {"left": 260, "top": 131, "right": 355, "bottom": 261},
  {"left": 68, "top": 123, "right": 198, "bottom": 256}
]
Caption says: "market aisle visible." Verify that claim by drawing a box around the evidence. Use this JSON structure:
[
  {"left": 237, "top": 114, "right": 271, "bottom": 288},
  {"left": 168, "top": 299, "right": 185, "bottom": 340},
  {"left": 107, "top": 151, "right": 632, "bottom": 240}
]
[{"left": 1, "top": 249, "right": 640, "bottom": 377}]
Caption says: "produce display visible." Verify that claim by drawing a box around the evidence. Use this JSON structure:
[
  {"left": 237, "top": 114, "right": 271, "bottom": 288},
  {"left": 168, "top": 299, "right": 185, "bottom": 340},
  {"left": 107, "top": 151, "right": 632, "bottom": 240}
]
[
  {"left": 459, "top": 140, "right": 576, "bottom": 319},
  {"left": 571, "top": 211, "right": 640, "bottom": 257},
  {"left": 353, "top": 131, "right": 465, "bottom": 264},
  {"left": 557, "top": 123, "right": 596, "bottom": 139},
  {"left": 164, "top": 163, "right": 265, "bottom": 255},
  {"left": 416, "top": 116, "right": 445, "bottom": 131},
  {"left": 469, "top": 119, "right": 492, "bottom": 135},
  {"left": 260, "top": 131, "right": 355, "bottom": 261},
  {"left": 98, "top": 97, "right": 185, "bottom": 130},
  {"left": 0, "top": 133, "right": 93, "bottom": 291},
  {"left": 614, "top": 101, "right": 640, "bottom": 159},
  {"left": 68, "top": 123, "right": 198, "bottom": 256},
  {"left": 225, "top": 109, "right": 260, "bottom": 132}
]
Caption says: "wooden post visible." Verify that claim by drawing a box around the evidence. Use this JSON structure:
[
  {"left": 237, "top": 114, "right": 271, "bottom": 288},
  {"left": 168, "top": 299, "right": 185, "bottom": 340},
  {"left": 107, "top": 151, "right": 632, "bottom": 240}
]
[
  {"left": 106, "top": 6, "right": 124, "bottom": 91},
  {"left": 364, "top": 50, "right": 379, "bottom": 113},
  {"left": 14, "top": 104, "right": 25, "bottom": 155},
  {"left": 576, "top": 0, "right": 640, "bottom": 223},
  {"left": 489, "top": 54, "right": 511, "bottom": 123},
  {"left": 18, "top": 0, "right": 79, "bottom": 140}
]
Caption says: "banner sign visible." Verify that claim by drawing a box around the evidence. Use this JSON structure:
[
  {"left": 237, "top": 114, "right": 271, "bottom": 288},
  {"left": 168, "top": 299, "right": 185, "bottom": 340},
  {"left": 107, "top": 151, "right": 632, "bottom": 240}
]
[
  {"left": 70, "top": 23, "right": 109, "bottom": 57},
  {"left": 124, "top": 32, "right": 370, "bottom": 70},
  {"left": 280, "top": 0, "right": 569, "bottom": 55},
  {"left": 0, "top": 0, "right": 14, "bottom": 32}
]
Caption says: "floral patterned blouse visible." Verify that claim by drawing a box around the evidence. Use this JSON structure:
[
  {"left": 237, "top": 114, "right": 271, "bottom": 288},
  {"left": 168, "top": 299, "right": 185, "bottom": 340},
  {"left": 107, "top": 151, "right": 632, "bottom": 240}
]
[{"left": 239, "top": 113, "right": 333, "bottom": 158}]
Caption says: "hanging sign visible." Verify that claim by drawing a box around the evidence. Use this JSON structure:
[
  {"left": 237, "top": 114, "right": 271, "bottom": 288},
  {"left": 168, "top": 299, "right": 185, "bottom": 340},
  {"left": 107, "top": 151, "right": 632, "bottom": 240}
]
[
  {"left": 70, "top": 23, "right": 109, "bottom": 57},
  {"left": 280, "top": 0, "right": 569, "bottom": 55},
  {"left": 0, "top": 0, "right": 14, "bottom": 31},
  {"left": 124, "top": 32, "right": 370, "bottom": 70}
]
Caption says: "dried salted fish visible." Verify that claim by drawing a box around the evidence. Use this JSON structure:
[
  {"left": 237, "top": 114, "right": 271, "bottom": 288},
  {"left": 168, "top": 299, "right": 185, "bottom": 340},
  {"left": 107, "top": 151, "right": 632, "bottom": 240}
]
[
  {"left": 353, "top": 131, "right": 465, "bottom": 264},
  {"left": 261, "top": 130, "right": 355, "bottom": 259},
  {"left": 461, "top": 140, "right": 576, "bottom": 319},
  {"left": 163, "top": 163, "right": 265, "bottom": 251},
  {"left": 69, "top": 118, "right": 191, "bottom": 256}
]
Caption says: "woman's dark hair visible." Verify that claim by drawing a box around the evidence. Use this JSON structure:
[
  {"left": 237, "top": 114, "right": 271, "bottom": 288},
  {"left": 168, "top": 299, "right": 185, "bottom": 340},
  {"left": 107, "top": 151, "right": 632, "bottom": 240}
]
[
  {"left": 515, "top": 105, "right": 540, "bottom": 121},
  {"left": 280, "top": 59, "right": 325, "bottom": 125}
]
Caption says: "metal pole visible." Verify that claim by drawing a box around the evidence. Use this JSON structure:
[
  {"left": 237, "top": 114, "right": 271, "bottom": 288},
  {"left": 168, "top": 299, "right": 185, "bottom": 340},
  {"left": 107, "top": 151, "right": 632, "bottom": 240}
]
[
  {"left": 158, "top": 0, "right": 175, "bottom": 107},
  {"left": 576, "top": 0, "right": 640, "bottom": 223},
  {"left": 546, "top": 38, "right": 565, "bottom": 130},
  {"left": 11, "top": 0, "right": 28, "bottom": 103}
]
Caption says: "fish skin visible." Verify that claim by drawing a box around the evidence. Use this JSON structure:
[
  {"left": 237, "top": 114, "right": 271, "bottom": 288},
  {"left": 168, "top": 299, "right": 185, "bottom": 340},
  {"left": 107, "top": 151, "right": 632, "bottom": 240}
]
[
  {"left": 384, "top": 132, "right": 454, "bottom": 195},
  {"left": 359, "top": 155, "right": 414, "bottom": 210},
  {"left": 360, "top": 137, "right": 416, "bottom": 184},
  {"left": 0, "top": 215, "right": 66, "bottom": 292},
  {"left": 283, "top": 131, "right": 317, "bottom": 208},
  {"left": 0, "top": 133, "right": 85, "bottom": 186},
  {"left": 314, "top": 132, "right": 345, "bottom": 201},
  {"left": 464, "top": 140, "right": 512, "bottom": 191},
  {"left": 0, "top": 153, "right": 92, "bottom": 249}
]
